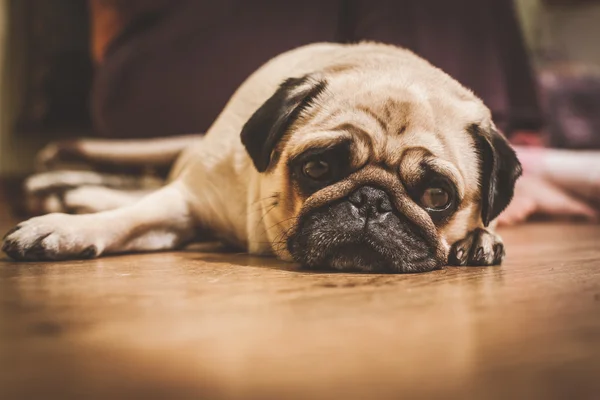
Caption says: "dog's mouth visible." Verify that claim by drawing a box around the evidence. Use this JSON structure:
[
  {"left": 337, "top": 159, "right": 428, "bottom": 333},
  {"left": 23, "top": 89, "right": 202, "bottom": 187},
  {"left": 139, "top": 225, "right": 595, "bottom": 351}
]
[
  {"left": 288, "top": 228, "right": 440, "bottom": 273},
  {"left": 286, "top": 186, "right": 442, "bottom": 273},
  {"left": 322, "top": 237, "right": 437, "bottom": 273}
]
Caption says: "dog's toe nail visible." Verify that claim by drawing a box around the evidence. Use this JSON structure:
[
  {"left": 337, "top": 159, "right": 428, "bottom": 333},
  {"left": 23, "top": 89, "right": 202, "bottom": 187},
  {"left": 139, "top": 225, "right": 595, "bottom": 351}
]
[
  {"left": 3, "top": 225, "right": 22, "bottom": 240},
  {"left": 449, "top": 247, "right": 468, "bottom": 266},
  {"left": 493, "top": 243, "right": 504, "bottom": 263},
  {"left": 80, "top": 245, "right": 98, "bottom": 259},
  {"left": 2, "top": 236, "right": 18, "bottom": 251},
  {"left": 456, "top": 249, "right": 468, "bottom": 265},
  {"left": 475, "top": 247, "right": 484, "bottom": 260},
  {"left": 25, "top": 233, "right": 52, "bottom": 259},
  {"left": 3, "top": 241, "right": 21, "bottom": 260}
]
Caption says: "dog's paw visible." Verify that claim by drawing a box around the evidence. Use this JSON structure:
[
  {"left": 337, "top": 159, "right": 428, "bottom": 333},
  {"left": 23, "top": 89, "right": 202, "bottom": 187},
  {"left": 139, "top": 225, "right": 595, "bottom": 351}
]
[
  {"left": 24, "top": 171, "right": 102, "bottom": 215},
  {"left": 2, "top": 214, "right": 101, "bottom": 261},
  {"left": 448, "top": 228, "right": 505, "bottom": 266},
  {"left": 35, "top": 140, "right": 82, "bottom": 171}
]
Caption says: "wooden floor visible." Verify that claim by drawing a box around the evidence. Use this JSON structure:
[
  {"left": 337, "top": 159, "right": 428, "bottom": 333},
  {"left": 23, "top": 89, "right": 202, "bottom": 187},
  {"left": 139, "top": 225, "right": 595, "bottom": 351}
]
[{"left": 1, "top": 193, "right": 599, "bottom": 399}]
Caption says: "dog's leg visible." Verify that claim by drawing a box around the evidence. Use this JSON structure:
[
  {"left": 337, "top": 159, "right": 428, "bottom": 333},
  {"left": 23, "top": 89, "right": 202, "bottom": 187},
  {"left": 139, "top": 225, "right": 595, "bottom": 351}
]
[
  {"left": 25, "top": 170, "right": 161, "bottom": 194},
  {"left": 24, "top": 170, "right": 163, "bottom": 215},
  {"left": 37, "top": 134, "right": 201, "bottom": 172},
  {"left": 447, "top": 227, "right": 505, "bottom": 266},
  {"left": 43, "top": 186, "right": 155, "bottom": 214},
  {"left": 2, "top": 182, "right": 195, "bottom": 261}
]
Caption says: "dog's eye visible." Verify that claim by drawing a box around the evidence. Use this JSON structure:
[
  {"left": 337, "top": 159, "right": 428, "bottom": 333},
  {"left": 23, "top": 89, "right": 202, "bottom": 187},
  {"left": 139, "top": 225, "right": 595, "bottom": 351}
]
[
  {"left": 302, "top": 159, "right": 331, "bottom": 180},
  {"left": 420, "top": 187, "right": 450, "bottom": 210},
  {"left": 291, "top": 141, "right": 353, "bottom": 194}
]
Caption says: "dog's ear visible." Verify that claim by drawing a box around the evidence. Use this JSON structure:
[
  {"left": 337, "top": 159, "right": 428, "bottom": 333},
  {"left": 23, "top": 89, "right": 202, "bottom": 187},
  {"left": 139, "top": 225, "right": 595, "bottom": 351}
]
[
  {"left": 241, "top": 75, "right": 327, "bottom": 172},
  {"left": 470, "top": 124, "right": 523, "bottom": 226}
]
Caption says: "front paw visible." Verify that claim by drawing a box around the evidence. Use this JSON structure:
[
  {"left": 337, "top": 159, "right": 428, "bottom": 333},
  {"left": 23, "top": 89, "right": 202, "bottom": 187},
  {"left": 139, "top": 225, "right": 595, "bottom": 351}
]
[
  {"left": 2, "top": 214, "right": 101, "bottom": 261},
  {"left": 448, "top": 228, "right": 505, "bottom": 266}
]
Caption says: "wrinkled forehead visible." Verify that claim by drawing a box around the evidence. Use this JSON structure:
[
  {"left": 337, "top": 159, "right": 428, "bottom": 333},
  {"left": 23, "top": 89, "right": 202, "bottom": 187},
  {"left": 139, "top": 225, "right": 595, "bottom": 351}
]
[{"left": 284, "top": 84, "right": 485, "bottom": 193}]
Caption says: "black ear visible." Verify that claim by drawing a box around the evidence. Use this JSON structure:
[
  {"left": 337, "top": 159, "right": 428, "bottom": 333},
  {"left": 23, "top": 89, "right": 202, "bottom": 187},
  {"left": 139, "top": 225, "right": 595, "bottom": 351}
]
[
  {"left": 240, "top": 75, "right": 327, "bottom": 172},
  {"left": 470, "top": 124, "right": 523, "bottom": 226}
]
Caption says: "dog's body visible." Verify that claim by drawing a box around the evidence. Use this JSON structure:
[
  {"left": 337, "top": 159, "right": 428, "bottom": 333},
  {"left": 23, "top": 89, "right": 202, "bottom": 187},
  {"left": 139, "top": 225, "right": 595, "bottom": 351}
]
[{"left": 3, "top": 42, "right": 521, "bottom": 272}]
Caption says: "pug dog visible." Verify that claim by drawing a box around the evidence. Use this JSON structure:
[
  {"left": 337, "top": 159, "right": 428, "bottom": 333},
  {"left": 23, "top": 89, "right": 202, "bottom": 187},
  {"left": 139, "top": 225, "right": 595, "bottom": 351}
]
[{"left": 2, "top": 42, "right": 521, "bottom": 272}]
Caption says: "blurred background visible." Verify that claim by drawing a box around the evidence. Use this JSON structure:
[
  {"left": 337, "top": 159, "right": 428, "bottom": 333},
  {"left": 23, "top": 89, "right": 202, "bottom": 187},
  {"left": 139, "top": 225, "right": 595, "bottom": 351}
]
[{"left": 0, "top": 0, "right": 599, "bottom": 176}]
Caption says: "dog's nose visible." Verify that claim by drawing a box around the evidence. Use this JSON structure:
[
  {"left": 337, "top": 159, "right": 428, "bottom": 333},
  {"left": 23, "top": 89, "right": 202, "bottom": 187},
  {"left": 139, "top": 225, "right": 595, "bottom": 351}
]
[{"left": 348, "top": 186, "right": 393, "bottom": 218}]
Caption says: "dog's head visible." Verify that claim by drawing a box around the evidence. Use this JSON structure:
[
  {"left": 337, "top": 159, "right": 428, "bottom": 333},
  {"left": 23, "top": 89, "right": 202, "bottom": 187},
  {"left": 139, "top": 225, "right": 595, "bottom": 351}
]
[{"left": 241, "top": 52, "right": 521, "bottom": 273}]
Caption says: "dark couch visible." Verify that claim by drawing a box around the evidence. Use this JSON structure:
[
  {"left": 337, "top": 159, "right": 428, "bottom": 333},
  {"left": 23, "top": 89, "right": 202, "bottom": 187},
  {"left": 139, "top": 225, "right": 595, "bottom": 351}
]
[{"left": 93, "top": 0, "right": 542, "bottom": 139}]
